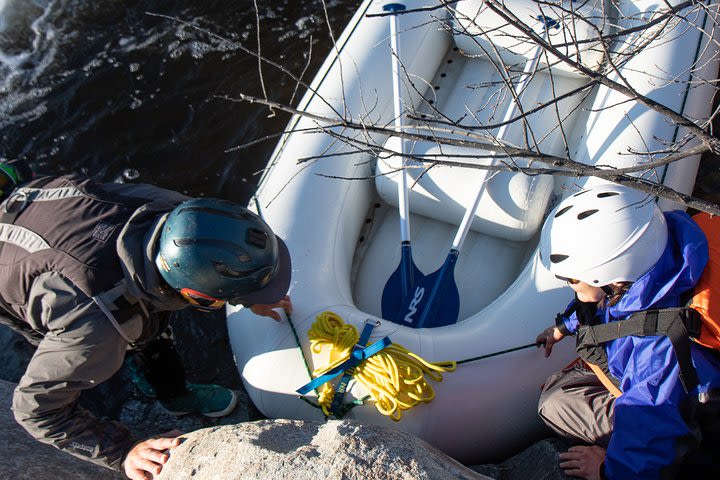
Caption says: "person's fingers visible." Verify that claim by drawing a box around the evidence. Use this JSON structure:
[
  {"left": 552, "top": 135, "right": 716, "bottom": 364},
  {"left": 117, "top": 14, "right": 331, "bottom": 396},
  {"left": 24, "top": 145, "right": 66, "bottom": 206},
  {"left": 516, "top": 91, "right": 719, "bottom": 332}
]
[
  {"left": 143, "top": 436, "right": 181, "bottom": 450},
  {"left": 268, "top": 310, "right": 281, "bottom": 321},
  {"left": 567, "top": 445, "right": 586, "bottom": 453},
  {"left": 559, "top": 457, "right": 585, "bottom": 476},
  {"left": 274, "top": 297, "right": 292, "bottom": 314},
  {"left": 283, "top": 295, "right": 293, "bottom": 313},
  {"left": 559, "top": 448, "right": 582, "bottom": 459},
  {"left": 124, "top": 433, "right": 183, "bottom": 480},
  {"left": 563, "top": 467, "right": 583, "bottom": 477},
  {"left": 135, "top": 457, "right": 163, "bottom": 476},
  {"left": 142, "top": 448, "right": 169, "bottom": 464},
  {"left": 125, "top": 466, "right": 152, "bottom": 480},
  {"left": 544, "top": 339, "right": 554, "bottom": 357}
]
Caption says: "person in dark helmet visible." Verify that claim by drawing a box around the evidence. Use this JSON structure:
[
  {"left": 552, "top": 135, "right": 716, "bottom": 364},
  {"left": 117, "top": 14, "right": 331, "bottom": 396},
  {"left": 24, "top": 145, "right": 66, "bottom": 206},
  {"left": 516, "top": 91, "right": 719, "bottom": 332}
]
[
  {"left": 535, "top": 183, "right": 720, "bottom": 480},
  {"left": 0, "top": 165, "right": 291, "bottom": 480},
  {"left": 155, "top": 197, "right": 291, "bottom": 319}
]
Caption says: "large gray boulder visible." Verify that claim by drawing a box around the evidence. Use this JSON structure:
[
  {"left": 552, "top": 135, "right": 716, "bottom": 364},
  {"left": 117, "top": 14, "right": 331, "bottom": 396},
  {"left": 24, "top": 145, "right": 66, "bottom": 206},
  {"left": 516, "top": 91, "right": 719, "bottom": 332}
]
[
  {"left": 158, "top": 418, "right": 492, "bottom": 480},
  {"left": 0, "top": 379, "right": 125, "bottom": 479}
]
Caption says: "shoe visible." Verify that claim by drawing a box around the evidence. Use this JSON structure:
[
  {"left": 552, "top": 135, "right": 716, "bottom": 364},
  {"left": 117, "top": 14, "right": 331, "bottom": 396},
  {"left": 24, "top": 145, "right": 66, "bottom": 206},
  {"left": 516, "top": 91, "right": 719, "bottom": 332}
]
[
  {"left": 125, "top": 356, "right": 157, "bottom": 398},
  {"left": 160, "top": 383, "right": 238, "bottom": 418}
]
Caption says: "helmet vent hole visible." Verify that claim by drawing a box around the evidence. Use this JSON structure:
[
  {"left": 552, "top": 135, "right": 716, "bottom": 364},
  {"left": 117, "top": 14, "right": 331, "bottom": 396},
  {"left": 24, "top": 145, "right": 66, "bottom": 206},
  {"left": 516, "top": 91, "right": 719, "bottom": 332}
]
[
  {"left": 247, "top": 229, "right": 268, "bottom": 248},
  {"left": 550, "top": 254, "right": 569, "bottom": 264},
  {"left": 577, "top": 209, "right": 598, "bottom": 220},
  {"left": 572, "top": 190, "right": 590, "bottom": 197},
  {"left": 554, "top": 206, "right": 572, "bottom": 218},
  {"left": 178, "top": 206, "right": 254, "bottom": 220},
  {"left": 597, "top": 192, "right": 619, "bottom": 198}
]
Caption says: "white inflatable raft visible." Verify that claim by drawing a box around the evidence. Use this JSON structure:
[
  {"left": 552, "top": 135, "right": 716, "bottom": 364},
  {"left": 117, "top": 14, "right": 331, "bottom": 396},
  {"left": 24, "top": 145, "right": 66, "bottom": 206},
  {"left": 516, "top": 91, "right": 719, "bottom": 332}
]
[{"left": 228, "top": 0, "right": 719, "bottom": 463}]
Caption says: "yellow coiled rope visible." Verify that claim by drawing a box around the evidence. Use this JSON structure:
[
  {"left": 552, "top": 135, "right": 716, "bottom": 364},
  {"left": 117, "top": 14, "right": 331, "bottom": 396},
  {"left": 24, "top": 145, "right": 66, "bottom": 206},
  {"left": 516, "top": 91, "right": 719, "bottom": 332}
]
[{"left": 308, "top": 311, "right": 456, "bottom": 421}]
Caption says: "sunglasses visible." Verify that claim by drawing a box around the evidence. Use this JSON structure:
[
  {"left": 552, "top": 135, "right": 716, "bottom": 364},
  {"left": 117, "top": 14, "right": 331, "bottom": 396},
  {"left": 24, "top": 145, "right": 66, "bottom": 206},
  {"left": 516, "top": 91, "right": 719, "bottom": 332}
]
[
  {"left": 180, "top": 288, "right": 226, "bottom": 310},
  {"left": 554, "top": 275, "right": 580, "bottom": 285}
]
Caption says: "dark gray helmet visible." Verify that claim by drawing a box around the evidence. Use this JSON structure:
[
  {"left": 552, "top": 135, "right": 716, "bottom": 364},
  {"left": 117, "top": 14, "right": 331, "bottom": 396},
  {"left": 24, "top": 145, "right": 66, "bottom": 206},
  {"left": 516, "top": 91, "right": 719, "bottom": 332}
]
[{"left": 155, "top": 198, "right": 291, "bottom": 306}]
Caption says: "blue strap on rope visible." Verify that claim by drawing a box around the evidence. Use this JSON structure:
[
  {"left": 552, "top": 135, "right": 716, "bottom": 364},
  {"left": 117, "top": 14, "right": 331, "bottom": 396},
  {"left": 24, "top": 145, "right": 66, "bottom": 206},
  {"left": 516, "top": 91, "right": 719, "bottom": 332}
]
[
  {"left": 296, "top": 321, "right": 392, "bottom": 417},
  {"left": 328, "top": 322, "right": 376, "bottom": 415}
]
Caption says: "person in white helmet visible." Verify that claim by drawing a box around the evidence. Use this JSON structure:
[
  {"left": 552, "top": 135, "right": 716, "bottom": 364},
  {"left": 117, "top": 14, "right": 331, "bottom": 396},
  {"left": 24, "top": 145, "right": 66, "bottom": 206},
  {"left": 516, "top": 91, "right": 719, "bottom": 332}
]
[{"left": 535, "top": 184, "right": 720, "bottom": 480}]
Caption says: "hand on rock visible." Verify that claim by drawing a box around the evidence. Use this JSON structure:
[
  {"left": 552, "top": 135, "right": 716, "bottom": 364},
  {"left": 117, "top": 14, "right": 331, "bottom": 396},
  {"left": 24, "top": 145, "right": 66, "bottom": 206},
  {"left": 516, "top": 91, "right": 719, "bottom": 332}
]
[
  {"left": 559, "top": 445, "right": 606, "bottom": 480},
  {"left": 250, "top": 295, "right": 293, "bottom": 321},
  {"left": 123, "top": 430, "right": 182, "bottom": 480},
  {"left": 536, "top": 325, "right": 565, "bottom": 357}
]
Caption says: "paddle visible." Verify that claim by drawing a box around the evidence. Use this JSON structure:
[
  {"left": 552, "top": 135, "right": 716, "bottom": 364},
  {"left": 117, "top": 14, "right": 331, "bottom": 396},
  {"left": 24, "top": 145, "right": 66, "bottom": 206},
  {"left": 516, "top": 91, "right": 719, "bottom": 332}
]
[
  {"left": 415, "top": 28, "right": 550, "bottom": 328},
  {"left": 380, "top": 2, "right": 428, "bottom": 325}
]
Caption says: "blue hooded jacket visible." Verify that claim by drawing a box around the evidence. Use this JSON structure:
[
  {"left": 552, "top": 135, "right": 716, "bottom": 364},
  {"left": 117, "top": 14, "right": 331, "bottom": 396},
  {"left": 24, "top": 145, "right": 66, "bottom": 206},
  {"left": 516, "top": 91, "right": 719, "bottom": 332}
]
[{"left": 559, "top": 210, "right": 720, "bottom": 479}]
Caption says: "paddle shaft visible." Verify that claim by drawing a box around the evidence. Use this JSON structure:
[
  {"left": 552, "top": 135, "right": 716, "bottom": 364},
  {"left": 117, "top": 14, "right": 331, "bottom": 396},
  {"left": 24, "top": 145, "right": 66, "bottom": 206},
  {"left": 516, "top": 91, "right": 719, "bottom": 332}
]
[
  {"left": 451, "top": 37, "right": 545, "bottom": 251},
  {"left": 385, "top": 3, "right": 418, "bottom": 306},
  {"left": 387, "top": 4, "right": 410, "bottom": 244},
  {"left": 416, "top": 31, "right": 548, "bottom": 329}
]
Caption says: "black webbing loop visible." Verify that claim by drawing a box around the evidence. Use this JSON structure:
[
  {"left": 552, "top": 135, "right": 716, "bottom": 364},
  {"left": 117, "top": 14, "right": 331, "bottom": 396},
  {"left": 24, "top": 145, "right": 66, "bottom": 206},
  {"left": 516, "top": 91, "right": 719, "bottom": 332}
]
[{"left": 643, "top": 310, "right": 659, "bottom": 336}]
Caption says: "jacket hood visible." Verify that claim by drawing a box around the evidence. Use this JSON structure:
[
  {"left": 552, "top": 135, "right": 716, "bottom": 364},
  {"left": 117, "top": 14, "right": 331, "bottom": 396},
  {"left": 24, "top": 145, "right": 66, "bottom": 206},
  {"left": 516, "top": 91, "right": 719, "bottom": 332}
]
[
  {"left": 609, "top": 210, "right": 708, "bottom": 317},
  {"left": 117, "top": 202, "right": 189, "bottom": 311}
]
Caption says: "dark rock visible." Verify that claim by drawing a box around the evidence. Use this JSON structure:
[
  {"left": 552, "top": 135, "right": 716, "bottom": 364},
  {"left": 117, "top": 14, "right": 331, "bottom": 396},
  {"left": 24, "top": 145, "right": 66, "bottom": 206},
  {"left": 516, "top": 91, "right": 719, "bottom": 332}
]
[
  {"left": 169, "top": 308, "right": 244, "bottom": 389},
  {"left": 0, "top": 378, "right": 125, "bottom": 479},
  {"left": 120, "top": 382, "right": 251, "bottom": 441},
  {"left": 470, "top": 438, "right": 577, "bottom": 480},
  {"left": 78, "top": 363, "right": 135, "bottom": 419},
  {"left": 0, "top": 325, "right": 34, "bottom": 383}
]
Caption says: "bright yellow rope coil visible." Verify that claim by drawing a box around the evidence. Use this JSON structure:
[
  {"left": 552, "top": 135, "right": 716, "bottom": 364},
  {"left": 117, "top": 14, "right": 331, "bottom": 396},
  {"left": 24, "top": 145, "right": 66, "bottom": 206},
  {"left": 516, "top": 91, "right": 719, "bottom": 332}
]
[{"left": 308, "top": 311, "right": 456, "bottom": 421}]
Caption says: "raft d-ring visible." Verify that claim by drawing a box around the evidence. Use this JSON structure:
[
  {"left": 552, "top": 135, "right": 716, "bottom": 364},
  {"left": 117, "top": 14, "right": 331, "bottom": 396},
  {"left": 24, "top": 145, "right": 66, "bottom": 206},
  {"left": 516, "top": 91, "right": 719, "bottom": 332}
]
[
  {"left": 355, "top": 319, "right": 381, "bottom": 349},
  {"left": 364, "top": 318, "right": 381, "bottom": 328}
]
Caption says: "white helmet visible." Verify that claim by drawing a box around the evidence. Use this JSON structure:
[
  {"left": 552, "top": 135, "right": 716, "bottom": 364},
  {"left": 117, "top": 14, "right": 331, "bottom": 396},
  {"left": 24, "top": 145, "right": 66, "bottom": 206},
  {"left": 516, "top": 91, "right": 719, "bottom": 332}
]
[{"left": 539, "top": 184, "right": 668, "bottom": 286}]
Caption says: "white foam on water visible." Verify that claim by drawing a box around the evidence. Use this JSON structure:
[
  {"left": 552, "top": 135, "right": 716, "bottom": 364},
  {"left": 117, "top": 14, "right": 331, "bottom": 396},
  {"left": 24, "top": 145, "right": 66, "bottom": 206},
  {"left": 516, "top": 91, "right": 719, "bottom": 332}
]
[
  {"left": 0, "top": 0, "right": 56, "bottom": 131},
  {"left": 0, "top": 0, "right": 55, "bottom": 73},
  {"left": 0, "top": 0, "right": 10, "bottom": 33}
]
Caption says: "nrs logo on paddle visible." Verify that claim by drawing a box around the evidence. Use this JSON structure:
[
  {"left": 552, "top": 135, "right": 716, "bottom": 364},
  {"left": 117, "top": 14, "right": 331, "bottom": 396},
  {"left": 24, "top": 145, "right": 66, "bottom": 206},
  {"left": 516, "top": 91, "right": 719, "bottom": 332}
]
[{"left": 404, "top": 287, "right": 425, "bottom": 324}]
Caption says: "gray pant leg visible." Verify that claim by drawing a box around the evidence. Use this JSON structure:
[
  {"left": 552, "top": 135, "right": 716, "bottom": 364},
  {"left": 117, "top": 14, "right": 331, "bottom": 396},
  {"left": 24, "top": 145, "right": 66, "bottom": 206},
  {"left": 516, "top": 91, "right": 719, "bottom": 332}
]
[{"left": 538, "top": 362, "right": 615, "bottom": 447}]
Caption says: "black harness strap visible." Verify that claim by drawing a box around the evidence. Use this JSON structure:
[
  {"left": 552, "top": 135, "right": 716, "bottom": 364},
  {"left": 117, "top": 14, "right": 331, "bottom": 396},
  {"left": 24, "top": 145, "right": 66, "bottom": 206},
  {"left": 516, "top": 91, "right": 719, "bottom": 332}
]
[{"left": 577, "top": 308, "right": 702, "bottom": 394}]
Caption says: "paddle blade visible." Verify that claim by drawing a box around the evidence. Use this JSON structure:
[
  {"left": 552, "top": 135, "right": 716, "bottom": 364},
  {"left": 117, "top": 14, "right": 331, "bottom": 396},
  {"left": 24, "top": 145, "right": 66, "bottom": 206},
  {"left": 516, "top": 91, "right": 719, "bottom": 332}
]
[
  {"left": 415, "top": 254, "right": 460, "bottom": 329},
  {"left": 381, "top": 244, "right": 426, "bottom": 324}
]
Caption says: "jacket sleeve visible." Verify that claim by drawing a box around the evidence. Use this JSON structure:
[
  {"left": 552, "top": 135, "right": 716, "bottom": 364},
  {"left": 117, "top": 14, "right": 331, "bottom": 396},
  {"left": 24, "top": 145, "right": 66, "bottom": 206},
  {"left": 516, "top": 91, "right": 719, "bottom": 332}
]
[
  {"left": 12, "top": 273, "right": 136, "bottom": 471},
  {"left": 556, "top": 299, "right": 580, "bottom": 334},
  {"left": 603, "top": 336, "right": 701, "bottom": 479}
]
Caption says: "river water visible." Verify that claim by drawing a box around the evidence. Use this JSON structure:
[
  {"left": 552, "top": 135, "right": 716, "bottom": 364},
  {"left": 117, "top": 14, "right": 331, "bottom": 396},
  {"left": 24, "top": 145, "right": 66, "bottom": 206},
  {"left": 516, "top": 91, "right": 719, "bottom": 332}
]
[
  {"left": 1, "top": 0, "right": 717, "bottom": 204},
  {"left": 0, "top": 0, "right": 356, "bottom": 204}
]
